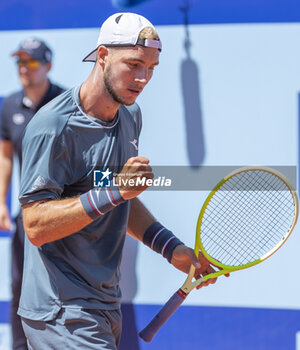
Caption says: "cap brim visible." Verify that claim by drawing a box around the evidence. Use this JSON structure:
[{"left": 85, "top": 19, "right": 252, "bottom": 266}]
[
  {"left": 11, "top": 50, "right": 32, "bottom": 57},
  {"left": 82, "top": 48, "right": 98, "bottom": 62},
  {"left": 82, "top": 38, "right": 162, "bottom": 63}
]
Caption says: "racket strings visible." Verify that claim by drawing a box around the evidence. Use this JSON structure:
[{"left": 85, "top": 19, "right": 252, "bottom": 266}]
[
  {"left": 211, "top": 187, "right": 293, "bottom": 264},
  {"left": 203, "top": 189, "right": 274, "bottom": 261},
  {"left": 203, "top": 193, "right": 286, "bottom": 265},
  {"left": 200, "top": 170, "right": 296, "bottom": 267},
  {"left": 203, "top": 192, "right": 264, "bottom": 264},
  {"left": 216, "top": 191, "right": 290, "bottom": 264},
  {"left": 203, "top": 193, "right": 251, "bottom": 261}
]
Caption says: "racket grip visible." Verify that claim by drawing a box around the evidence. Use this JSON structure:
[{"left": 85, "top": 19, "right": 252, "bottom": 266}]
[{"left": 139, "top": 289, "right": 187, "bottom": 342}]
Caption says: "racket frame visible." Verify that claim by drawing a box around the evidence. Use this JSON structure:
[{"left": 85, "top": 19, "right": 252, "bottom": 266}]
[{"left": 181, "top": 166, "right": 298, "bottom": 294}]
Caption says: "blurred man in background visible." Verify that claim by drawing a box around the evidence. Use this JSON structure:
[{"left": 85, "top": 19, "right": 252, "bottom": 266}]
[{"left": 0, "top": 37, "right": 65, "bottom": 350}]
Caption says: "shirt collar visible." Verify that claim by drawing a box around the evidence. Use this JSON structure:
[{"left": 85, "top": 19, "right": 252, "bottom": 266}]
[{"left": 20, "top": 80, "right": 52, "bottom": 111}]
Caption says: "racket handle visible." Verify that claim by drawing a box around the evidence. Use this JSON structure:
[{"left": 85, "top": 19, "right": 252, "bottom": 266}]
[{"left": 139, "top": 289, "right": 187, "bottom": 342}]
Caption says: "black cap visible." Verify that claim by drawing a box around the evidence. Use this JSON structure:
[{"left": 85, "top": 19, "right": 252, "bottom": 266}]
[{"left": 12, "top": 38, "right": 52, "bottom": 62}]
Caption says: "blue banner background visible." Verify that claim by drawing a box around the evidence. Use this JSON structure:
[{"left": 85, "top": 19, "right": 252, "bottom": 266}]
[{"left": 1, "top": 0, "right": 300, "bottom": 30}]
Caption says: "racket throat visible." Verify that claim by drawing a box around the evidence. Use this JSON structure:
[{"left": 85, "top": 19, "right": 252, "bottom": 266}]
[{"left": 177, "top": 289, "right": 189, "bottom": 298}]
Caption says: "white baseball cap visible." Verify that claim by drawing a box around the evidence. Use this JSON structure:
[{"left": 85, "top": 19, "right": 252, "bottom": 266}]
[{"left": 83, "top": 12, "right": 162, "bottom": 62}]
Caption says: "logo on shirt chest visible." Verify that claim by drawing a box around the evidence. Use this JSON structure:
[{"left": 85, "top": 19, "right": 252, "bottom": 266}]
[{"left": 129, "top": 139, "right": 138, "bottom": 151}]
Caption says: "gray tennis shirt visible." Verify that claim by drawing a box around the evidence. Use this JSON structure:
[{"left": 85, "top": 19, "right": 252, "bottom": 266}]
[{"left": 18, "top": 86, "right": 141, "bottom": 321}]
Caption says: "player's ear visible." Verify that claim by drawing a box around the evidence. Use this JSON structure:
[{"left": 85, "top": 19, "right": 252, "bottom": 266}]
[{"left": 97, "top": 46, "right": 109, "bottom": 67}]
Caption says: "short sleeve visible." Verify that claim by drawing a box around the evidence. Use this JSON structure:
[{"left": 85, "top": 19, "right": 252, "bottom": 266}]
[{"left": 19, "top": 132, "right": 72, "bottom": 205}]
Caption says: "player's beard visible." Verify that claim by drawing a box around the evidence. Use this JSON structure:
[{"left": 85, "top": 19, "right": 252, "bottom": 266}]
[{"left": 103, "top": 64, "right": 133, "bottom": 106}]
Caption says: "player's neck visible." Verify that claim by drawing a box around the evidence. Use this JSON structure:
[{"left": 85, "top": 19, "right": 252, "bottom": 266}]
[
  {"left": 24, "top": 79, "right": 50, "bottom": 107},
  {"left": 79, "top": 74, "right": 120, "bottom": 123}
]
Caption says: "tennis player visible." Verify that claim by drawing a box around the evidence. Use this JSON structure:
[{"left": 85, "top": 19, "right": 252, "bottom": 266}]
[{"left": 18, "top": 13, "right": 217, "bottom": 349}]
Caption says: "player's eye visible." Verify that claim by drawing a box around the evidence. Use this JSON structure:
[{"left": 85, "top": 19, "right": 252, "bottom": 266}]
[{"left": 128, "top": 62, "right": 138, "bottom": 68}]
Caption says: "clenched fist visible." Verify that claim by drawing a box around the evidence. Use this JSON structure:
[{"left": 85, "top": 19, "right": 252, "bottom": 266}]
[{"left": 117, "top": 156, "right": 154, "bottom": 200}]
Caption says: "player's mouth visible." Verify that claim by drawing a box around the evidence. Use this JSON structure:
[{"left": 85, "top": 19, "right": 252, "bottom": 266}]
[{"left": 128, "top": 88, "right": 142, "bottom": 96}]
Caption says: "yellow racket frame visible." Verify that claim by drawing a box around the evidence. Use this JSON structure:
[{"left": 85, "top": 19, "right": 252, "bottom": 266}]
[{"left": 181, "top": 166, "right": 299, "bottom": 294}]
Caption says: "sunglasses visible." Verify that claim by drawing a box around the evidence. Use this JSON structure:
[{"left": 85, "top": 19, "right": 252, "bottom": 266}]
[{"left": 17, "top": 60, "right": 44, "bottom": 69}]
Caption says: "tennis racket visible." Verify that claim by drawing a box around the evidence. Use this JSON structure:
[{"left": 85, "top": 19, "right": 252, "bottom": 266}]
[{"left": 139, "top": 166, "right": 298, "bottom": 342}]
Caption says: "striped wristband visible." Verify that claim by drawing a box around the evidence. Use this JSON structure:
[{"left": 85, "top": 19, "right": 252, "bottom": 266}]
[
  {"left": 143, "top": 222, "right": 184, "bottom": 263},
  {"left": 80, "top": 186, "right": 125, "bottom": 220}
]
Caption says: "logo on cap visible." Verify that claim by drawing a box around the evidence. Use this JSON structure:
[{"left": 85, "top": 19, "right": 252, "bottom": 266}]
[{"left": 21, "top": 38, "right": 41, "bottom": 50}]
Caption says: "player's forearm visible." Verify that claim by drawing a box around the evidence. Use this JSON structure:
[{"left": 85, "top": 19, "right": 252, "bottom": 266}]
[
  {"left": 127, "top": 198, "right": 156, "bottom": 241},
  {"left": 128, "top": 198, "right": 184, "bottom": 263},
  {"left": 22, "top": 197, "right": 92, "bottom": 246}
]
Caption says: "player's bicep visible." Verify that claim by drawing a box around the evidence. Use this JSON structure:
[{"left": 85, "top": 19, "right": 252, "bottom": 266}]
[
  {"left": 19, "top": 133, "right": 72, "bottom": 205},
  {"left": 22, "top": 198, "right": 51, "bottom": 210}
]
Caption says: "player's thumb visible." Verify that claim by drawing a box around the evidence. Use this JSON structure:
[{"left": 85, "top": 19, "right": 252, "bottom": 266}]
[
  {"left": 189, "top": 250, "right": 201, "bottom": 269},
  {"left": 126, "top": 156, "right": 149, "bottom": 165}
]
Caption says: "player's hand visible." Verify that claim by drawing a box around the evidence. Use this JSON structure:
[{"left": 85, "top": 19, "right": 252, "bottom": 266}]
[
  {"left": 0, "top": 203, "right": 12, "bottom": 231},
  {"left": 117, "top": 156, "right": 154, "bottom": 200},
  {"left": 171, "top": 245, "right": 227, "bottom": 289}
]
